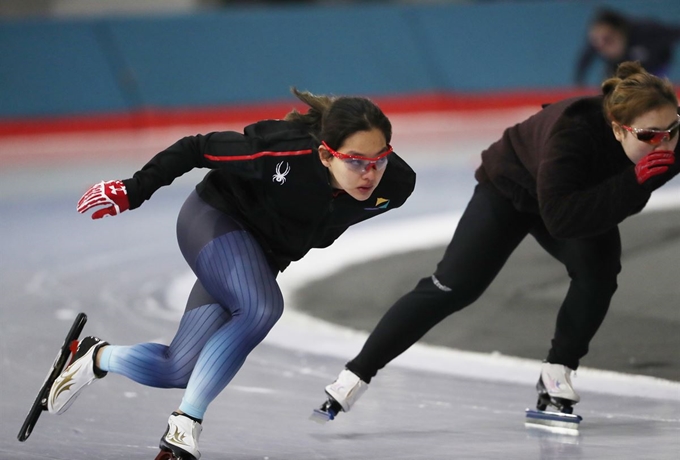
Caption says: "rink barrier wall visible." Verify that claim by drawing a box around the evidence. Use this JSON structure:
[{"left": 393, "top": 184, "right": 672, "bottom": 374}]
[
  {"left": 0, "top": 0, "right": 679, "bottom": 133},
  {"left": 0, "top": 88, "right": 598, "bottom": 137}
]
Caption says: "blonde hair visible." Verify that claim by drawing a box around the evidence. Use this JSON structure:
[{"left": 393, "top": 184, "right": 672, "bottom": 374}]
[{"left": 602, "top": 61, "right": 677, "bottom": 125}]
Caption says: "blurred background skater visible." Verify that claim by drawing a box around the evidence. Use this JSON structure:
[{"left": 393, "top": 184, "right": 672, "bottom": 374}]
[
  {"left": 45, "top": 88, "right": 415, "bottom": 460},
  {"left": 318, "top": 61, "right": 679, "bottom": 429},
  {"left": 575, "top": 7, "right": 680, "bottom": 85}
]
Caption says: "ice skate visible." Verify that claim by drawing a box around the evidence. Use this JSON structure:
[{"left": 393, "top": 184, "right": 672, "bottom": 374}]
[
  {"left": 525, "top": 362, "right": 582, "bottom": 433},
  {"left": 17, "top": 312, "right": 87, "bottom": 442},
  {"left": 536, "top": 362, "right": 580, "bottom": 412},
  {"left": 157, "top": 412, "right": 202, "bottom": 460},
  {"left": 47, "top": 336, "right": 108, "bottom": 415},
  {"left": 310, "top": 369, "right": 368, "bottom": 424}
]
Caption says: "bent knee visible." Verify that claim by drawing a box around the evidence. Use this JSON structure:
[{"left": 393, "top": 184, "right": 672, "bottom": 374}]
[
  {"left": 415, "top": 275, "right": 482, "bottom": 312},
  {"left": 232, "top": 299, "right": 283, "bottom": 339},
  {"left": 154, "top": 362, "right": 192, "bottom": 389},
  {"left": 567, "top": 258, "right": 621, "bottom": 283}
]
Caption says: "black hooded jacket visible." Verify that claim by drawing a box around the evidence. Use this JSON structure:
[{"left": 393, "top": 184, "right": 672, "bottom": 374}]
[
  {"left": 123, "top": 119, "right": 416, "bottom": 271},
  {"left": 475, "top": 96, "right": 680, "bottom": 239}
]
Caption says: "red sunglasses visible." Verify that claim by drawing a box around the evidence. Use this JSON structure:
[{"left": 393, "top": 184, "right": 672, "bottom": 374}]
[
  {"left": 321, "top": 141, "right": 393, "bottom": 173},
  {"left": 620, "top": 114, "right": 680, "bottom": 145}
]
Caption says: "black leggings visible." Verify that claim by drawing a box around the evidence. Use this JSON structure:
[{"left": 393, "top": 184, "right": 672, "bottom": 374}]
[{"left": 347, "top": 182, "right": 621, "bottom": 381}]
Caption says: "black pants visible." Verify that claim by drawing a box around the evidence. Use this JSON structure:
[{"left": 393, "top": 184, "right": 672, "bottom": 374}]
[{"left": 347, "top": 182, "right": 621, "bottom": 382}]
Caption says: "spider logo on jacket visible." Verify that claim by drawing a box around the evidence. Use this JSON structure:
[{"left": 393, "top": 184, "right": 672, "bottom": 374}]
[{"left": 272, "top": 161, "right": 291, "bottom": 185}]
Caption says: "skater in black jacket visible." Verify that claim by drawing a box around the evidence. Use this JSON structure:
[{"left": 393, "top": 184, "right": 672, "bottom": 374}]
[
  {"left": 320, "top": 62, "right": 679, "bottom": 426},
  {"left": 575, "top": 8, "right": 680, "bottom": 85},
  {"left": 46, "top": 87, "right": 415, "bottom": 460}
]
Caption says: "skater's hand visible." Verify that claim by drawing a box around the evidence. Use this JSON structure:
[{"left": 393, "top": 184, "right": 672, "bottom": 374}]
[
  {"left": 635, "top": 150, "right": 675, "bottom": 188},
  {"left": 77, "top": 180, "right": 130, "bottom": 219}
]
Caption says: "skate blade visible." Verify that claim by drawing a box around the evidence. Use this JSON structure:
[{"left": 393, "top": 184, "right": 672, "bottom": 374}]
[
  {"left": 309, "top": 408, "right": 334, "bottom": 424},
  {"left": 525, "top": 408, "right": 582, "bottom": 435}
]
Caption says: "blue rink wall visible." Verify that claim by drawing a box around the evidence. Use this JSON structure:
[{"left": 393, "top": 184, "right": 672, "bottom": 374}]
[{"left": 1, "top": 0, "right": 679, "bottom": 120}]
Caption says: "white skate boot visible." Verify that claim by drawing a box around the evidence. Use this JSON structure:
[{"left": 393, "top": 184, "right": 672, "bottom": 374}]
[
  {"left": 311, "top": 369, "right": 368, "bottom": 423},
  {"left": 537, "top": 362, "right": 580, "bottom": 411},
  {"left": 157, "top": 412, "right": 202, "bottom": 460},
  {"left": 526, "top": 363, "right": 582, "bottom": 432},
  {"left": 325, "top": 369, "right": 368, "bottom": 412},
  {"left": 47, "top": 336, "right": 108, "bottom": 414}
]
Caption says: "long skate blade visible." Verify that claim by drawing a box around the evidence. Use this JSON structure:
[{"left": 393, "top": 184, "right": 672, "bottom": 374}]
[
  {"left": 309, "top": 398, "right": 341, "bottom": 424},
  {"left": 309, "top": 408, "right": 334, "bottom": 424},
  {"left": 17, "top": 312, "right": 87, "bottom": 442},
  {"left": 525, "top": 408, "right": 582, "bottom": 435}
]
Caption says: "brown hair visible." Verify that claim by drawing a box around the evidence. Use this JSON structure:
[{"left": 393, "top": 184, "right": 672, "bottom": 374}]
[
  {"left": 602, "top": 61, "right": 677, "bottom": 125},
  {"left": 284, "top": 87, "right": 392, "bottom": 151}
]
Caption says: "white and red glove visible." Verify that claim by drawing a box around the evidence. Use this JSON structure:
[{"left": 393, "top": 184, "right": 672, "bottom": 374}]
[
  {"left": 634, "top": 150, "right": 675, "bottom": 187},
  {"left": 77, "top": 180, "right": 130, "bottom": 219}
]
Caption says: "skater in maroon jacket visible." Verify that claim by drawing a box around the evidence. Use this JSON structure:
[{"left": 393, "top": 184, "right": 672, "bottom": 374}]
[
  {"left": 46, "top": 88, "right": 415, "bottom": 460},
  {"left": 319, "top": 62, "right": 679, "bottom": 427}
]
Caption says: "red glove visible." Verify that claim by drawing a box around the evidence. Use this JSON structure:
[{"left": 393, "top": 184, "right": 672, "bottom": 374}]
[
  {"left": 77, "top": 180, "right": 130, "bottom": 219},
  {"left": 635, "top": 150, "right": 675, "bottom": 186}
]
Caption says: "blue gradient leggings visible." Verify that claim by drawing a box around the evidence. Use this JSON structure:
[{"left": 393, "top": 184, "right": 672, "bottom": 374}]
[{"left": 99, "top": 190, "right": 283, "bottom": 419}]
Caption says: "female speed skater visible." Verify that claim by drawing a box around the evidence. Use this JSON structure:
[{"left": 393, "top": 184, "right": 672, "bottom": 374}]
[
  {"left": 46, "top": 87, "right": 416, "bottom": 460},
  {"left": 320, "top": 61, "right": 679, "bottom": 422}
]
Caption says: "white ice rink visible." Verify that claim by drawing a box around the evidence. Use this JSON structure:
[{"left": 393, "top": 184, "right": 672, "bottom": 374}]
[{"left": 2, "top": 108, "right": 679, "bottom": 459}]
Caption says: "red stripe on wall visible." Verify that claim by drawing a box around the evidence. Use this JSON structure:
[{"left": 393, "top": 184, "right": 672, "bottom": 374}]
[{"left": 0, "top": 88, "right": 601, "bottom": 138}]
